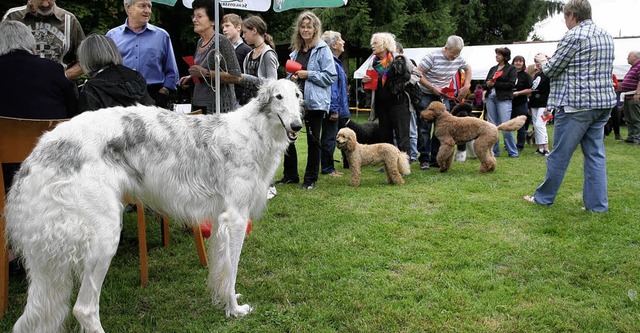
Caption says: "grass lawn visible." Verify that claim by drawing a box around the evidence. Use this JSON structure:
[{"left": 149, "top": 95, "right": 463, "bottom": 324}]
[{"left": 2, "top": 116, "right": 639, "bottom": 332}]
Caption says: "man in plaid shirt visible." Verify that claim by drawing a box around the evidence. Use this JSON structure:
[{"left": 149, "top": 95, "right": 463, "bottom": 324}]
[{"left": 524, "top": 0, "right": 615, "bottom": 213}]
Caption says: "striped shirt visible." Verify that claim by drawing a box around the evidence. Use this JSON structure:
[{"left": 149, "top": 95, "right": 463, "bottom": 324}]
[
  {"left": 620, "top": 61, "right": 640, "bottom": 100},
  {"left": 543, "top": 20, "right": 616, "bottom": 110},
  {"left": 417, "top": 49, "right": 468, "bottom": 95}
]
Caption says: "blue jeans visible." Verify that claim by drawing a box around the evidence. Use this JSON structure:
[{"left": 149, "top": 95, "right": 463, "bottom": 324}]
[
  {"left": 533, "top": 107, "right": 610, "bottom": 212},
  {"left": 416, "top": 94, "right": 449, "bottom": 163},
  {"left": 409, "top": 110, "right": 418, "bottom": 161},
  {"left": 320, "top": 115, "right": 340, "bottom": 174},
  {"left": 485, "top": 97, "right": 518, "bottom": 157}
]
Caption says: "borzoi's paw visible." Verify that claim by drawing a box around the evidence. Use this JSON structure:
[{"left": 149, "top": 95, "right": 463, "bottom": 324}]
[
  {"left": 455, "top": 150, "right": 466, "bottom": 162},
  {"left": 227, "top": 303, "right": 253, "bottom": 317}
]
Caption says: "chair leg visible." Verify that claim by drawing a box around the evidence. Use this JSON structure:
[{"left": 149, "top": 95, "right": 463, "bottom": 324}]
[
  {"left": 161, "top": 215, "right": 170, "bottom": 248},
  {"left": 136, "top": 202, "right": 148, "bottom": 287},
  {"left": 192, "top": 226, "right": 208, "bottom": 266}
]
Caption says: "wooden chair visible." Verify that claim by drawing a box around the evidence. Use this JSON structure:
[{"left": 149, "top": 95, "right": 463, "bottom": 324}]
[
  {"left": 131, "top": 108, "right": 209, "bottom": 286},
  {"left": 0, "top": 116, "right": 67, "bottom": 319},
  {"left": 135, "top": 205, "right": 208, "bottom": 287},
  {"left": 0, "top": 113, "right": 208, "bottom": 318}
]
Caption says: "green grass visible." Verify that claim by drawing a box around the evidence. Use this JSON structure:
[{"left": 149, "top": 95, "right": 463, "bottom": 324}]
[{"left": 2, "top": 117, "right": 640, "bottom": 332}]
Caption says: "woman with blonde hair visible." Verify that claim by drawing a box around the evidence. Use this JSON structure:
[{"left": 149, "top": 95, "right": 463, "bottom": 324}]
[{"left": 276, "top": 11, "right": 336, "bottom": 190}]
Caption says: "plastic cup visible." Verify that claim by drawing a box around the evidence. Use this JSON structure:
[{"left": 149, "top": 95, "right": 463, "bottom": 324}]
[{"left": 285, "top": 60, "right": 303, "bottom": 73}]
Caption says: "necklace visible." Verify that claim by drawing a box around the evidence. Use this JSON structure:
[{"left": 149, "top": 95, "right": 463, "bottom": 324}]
[{"left": 200, "top": 35, "right": 214, "bottom": 49}]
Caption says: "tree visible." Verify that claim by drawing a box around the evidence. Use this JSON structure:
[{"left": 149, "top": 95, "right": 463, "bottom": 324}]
[{"left": 1, "top": 0, "right": 564, "bottom": 77}]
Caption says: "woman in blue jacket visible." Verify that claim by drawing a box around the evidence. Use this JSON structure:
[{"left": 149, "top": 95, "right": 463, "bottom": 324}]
[{"left": 276, "top": 11, "right": 337, "bottom": 190}]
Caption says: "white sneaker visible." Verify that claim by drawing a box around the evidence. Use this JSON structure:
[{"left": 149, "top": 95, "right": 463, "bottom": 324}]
[{"left": 267, "top": 185, "right": 277, "bottom": 200}]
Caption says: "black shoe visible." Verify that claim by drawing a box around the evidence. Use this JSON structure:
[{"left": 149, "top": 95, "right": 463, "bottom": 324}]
[
  {"left": 301, "top": 182, "right": 315, "bottom": 190},
  {"left": 429, "top": 161, "right": 440, "bottom": 168},
  {"left": 275, "top": 177, "right": 299, "bottom": 184},
  {"left": 420, "top": 161, "right": 430, "bottom": 170}
]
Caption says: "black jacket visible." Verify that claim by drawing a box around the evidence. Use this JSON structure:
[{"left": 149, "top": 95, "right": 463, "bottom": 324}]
[
  {"left": 528, "top": 71, "right": 550, "bottom": 108},
  {"left": 79, "top": 64, "right": 154, "bottom": 112},
  {"left": 483, "top": 63, "right": 517, "bottom": 100},
  {"left": 0, "top": 50, "right": 78, "bottom": 119}
]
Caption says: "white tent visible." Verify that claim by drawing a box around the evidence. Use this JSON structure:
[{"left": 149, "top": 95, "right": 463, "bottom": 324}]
[{"left": 355, "top": 37, "right": 638, "bottom": 80}]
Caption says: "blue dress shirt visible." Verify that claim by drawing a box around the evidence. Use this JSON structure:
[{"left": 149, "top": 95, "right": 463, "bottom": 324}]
[{"left": 106, "top": 20, "right": 179, "bottom": 90}]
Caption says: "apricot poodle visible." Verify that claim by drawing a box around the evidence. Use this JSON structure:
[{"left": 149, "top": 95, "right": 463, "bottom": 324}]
[
  {"left": 336, "top": 127, "right": 411, "bottom": 186},
  {"left": 420, "top": 101, "right": 526, "bottom": 173}
]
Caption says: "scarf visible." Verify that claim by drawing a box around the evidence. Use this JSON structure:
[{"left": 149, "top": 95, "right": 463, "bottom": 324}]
[{"left": 372, "top": 52, "right": 393, "bottom": 87}]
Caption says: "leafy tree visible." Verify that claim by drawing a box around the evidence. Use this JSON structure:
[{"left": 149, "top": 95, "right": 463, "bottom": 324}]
[{"left": 1, "top": 0, "right": 563, "bottom": 76}]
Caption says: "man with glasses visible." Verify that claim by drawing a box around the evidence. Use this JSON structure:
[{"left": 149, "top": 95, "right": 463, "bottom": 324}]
[
  {"left": 3, "top": 0, "right": 85, "bottom": 79},
  {"left": 106, "top": 0, "right": 178, "bottom": 108},
  {"left": 415, "top": 35, "right": 472, "bottom": 170}
]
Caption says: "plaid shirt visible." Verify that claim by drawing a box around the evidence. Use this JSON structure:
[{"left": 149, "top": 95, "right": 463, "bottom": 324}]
[{"left": 543, "top": 20, "right": 616, "bottom": 110}]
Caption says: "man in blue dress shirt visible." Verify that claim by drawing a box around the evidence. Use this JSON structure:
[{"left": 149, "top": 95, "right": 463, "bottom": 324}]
[{"left": 106, "top": 0, "right": 178, "bottom": 108}]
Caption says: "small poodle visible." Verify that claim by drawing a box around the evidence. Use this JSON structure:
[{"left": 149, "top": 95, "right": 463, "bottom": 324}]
[
  {"left": 420, "top": 101, "right": 526, "bottom": 173},
  {"left": 336, "top": 127, "right": 410, "bottom": 186}
]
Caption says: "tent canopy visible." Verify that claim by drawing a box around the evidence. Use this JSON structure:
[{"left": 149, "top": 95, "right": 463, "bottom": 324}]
[{"left": 355, "top": 37, "right": 638, "bottom": 80}]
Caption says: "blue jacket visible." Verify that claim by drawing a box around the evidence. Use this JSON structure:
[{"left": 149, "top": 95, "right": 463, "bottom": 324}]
[
  {"left": 330, "top": 55, "right": 350, "bottom": 118},
  {"left": 289, "top": 39, "right": 337, "bottom": 112}
]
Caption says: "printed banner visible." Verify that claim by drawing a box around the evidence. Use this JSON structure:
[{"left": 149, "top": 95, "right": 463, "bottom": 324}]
[
  {"left": 221, "top": 0, "right": 271, "bottom": 11},
  {"left": 274, "top": 0, "right": 347, "bottom": 12}
]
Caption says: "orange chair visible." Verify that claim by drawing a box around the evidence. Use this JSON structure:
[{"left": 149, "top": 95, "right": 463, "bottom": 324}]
[
  {"left": 0, "top": 114, "right": 207, "bottom": 318},
  {"left": 135, "top": 204, "right": 208, "bottom": 287},
  {"left": 0, "top": 116, "right": 67, "bottom": 319}
]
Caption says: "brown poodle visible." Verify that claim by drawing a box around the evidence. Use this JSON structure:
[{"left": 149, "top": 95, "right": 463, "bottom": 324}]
[
  {"left": 420, "top": 101, "right": 526, "bottom": 173},
  {"left": 336, "top": 127, "right": 411, "bottom": 186}
]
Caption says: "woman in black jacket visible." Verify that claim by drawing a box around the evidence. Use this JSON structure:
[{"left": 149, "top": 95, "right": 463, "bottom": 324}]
[
  {"left": 77, "top": 34, "right": 154, "bottom": 112},
  {"left": 483, "top": 47, "right": 518, "bottom": 157},
  {"left": 511, "top": 55, "right": 533, "bottom": 151}
]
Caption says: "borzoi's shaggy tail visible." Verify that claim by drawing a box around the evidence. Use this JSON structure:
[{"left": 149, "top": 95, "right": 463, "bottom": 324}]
[{"left": 6, "top": 79, "right": 303, "bottom": 333}]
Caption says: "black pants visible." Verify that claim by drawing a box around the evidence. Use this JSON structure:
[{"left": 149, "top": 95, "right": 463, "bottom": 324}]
[
  {"left": 378, "top": 100, "right": 411, "bottom": 153},
  {"left": 280, "top": 109, "right": 325, "bottom": 184},
  {"left": 281, "top": 143, "right": 300, "bottom": 182},
  {"left": 302, "top": 110, "right": 324, "bottom": 185},
  {"left": 147, "top": 84, "right": 170, "bottom": 109},
  {"left": 338, "top": 117, "right": 350, "bottom": 168},
  {"left": 512, "top": 101, "right": 529, "bottom": 149}
]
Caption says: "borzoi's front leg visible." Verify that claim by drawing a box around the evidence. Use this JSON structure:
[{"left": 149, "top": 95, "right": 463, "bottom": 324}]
[{"left": 208, "top": 211, "right": 253, "bottom": 317}]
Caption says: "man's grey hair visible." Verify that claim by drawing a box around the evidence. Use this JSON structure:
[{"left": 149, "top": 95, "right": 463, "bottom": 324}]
[
  {"left": 321, "top": 30, "right": 342, "bottom": 48},
  {"left": 78, "top": 34, "right": 123, "bottom": 75},
  {"left": 0, "top": 20, "right": 36, "bottom": 56},
  {"left": 563, "top": 0, "right": 592, "bottom": 22},
  {"left": 123, "top": 0, "right": 145, "bottom": 7},
  {"left": 445, "top": 35, "right": 464, "bottom": 51}
]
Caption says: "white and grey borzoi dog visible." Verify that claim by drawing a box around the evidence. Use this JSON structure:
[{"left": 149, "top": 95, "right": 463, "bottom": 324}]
[{"left": 6, "top": 79, "right": 303, "bottom": 332}]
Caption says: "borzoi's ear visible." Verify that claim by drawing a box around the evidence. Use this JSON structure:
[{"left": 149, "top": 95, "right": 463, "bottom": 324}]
[{"left": 254, "top": 79, "right": 278, "bottom": 108}]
